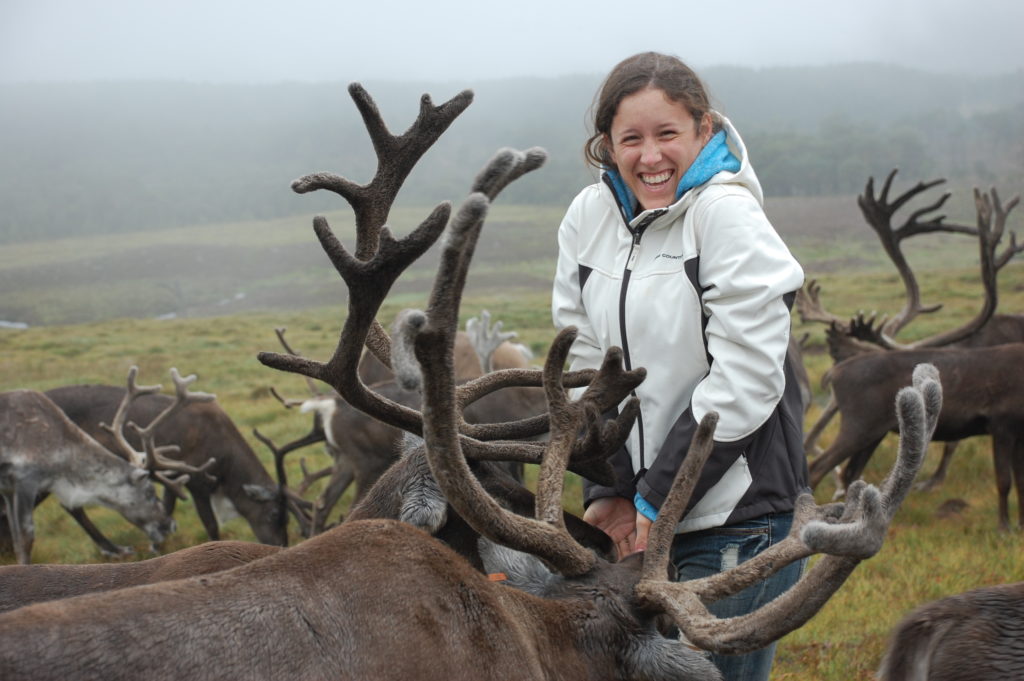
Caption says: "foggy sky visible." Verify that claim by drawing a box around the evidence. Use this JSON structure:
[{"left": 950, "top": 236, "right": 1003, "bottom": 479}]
[{"left": 2, "top": 0, "right": 1022, "bottom": 84}]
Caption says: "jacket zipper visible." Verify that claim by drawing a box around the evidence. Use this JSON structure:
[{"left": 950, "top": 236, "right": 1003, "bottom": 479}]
[{"left": 619, "top": 208, "right": 666, "bottom": 471}]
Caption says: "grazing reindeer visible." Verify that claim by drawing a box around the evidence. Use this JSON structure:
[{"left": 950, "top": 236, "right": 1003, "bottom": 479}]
[
  {"left": 45, "top": 383, "right": 289, "bottom": 547},
  {"left": 0, "top": 389, "right": 176, "bottom": 564},
  {"left": 0, "top": 421, "right": 612, "bottom": 613},
  {"left": 0, "top": 84, "right": 942, "bottom": 681},
  {"left": 877, "top": 581, "right": 1024, "bottom": 681},
  {"left": 798, "top": 174, "right": 1024, "bottom": 526}
]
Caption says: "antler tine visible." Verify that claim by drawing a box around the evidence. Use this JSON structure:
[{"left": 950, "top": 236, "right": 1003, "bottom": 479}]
[
  {"left": 472, "top": 147, "right": 547, "bottom": 201},
  {"left": 979, "top": 188, "right": 1023, "bottom": 270},
  {"left": 258, "top": 204, "right": 451, "bottom": 434},
  {"left": 895, "top": 187, "right": 1020, "bottom": 349},
  {"left": 795, "top": 279, "right": 847, "bottom": 328},
  {"left": 252, "top": 427, "right": 323, "bottom": 542},
  {"left": 141, "top": 368, "right": 215, "bottom": 433},
  {"left": 639, "top": 412, "right": 719, "bottom": 583},
  {"left": 858, "top": 170, "right": 952, "bottom": 336},
  {"left": 635, "top": 365, "right": 942, "bottom": 655},
  {"left": 286, "top": 85, "right": 472, "bottom": 376},
  {"left": 292, "top": 85, "right": 473, "bottom": 258},
  {"left": 269, "top": 386, "right": 307, "bottom": 409},
  {"left": 465, "top": 310, "right": 518, "bottom": 373},
  {"left": 117, "top": 368, "right": 218, "bottom": 494},
  {"left": 273, "top": 327, "right": 328, "bottom": 398},
  {"left": 100, "top": 365, "right": 164, "bottom": 467},
  {"left": 533, "top": 328, "right": 644, "bottom": 527}
]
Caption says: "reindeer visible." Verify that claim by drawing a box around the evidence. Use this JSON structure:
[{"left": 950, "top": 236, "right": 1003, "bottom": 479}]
[
  {"left": 797, "top": 172, "right": 1024, "bottom": 527},
  {"left": 276, "top": 312, "right": 543, "bottom": 535},
  {"left": 0, "top": 416, "right": 613, "bottom": 613},
  {"left": 798, "top": 169, "right": 1023, "bottom": 432},
  {"left": 807, "top": 343, "right": 1024, "bottom": 530},
  {"left": 0, "top": 83, "right": 943, "bottom": 680},
  {"left": 45, "top": 383, "right": 289, "bottom": 547},
  {"left": 0, "top": 385, "right": 177, "bottom": 564},
  {"left": 0, "top": 540, "right": 281, "bottom": 613},
  {"left": 877, "top": 580, "right": 1024, "bottom": 680}
]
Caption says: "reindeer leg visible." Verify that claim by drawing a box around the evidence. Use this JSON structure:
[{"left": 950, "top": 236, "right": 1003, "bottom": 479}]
[
  {"left": 803, "top": 397, "right": 837, "bottom": 456},
  {"left": 811, "top": 430, "right": 876, "bottom": 489},
  {"left": 1012, "top": 434, "right": 1024, "bottom": 530},
  {"left": 191, "top": 492, "right": 222, "bottom": 541},
  {"left": 8, "top": 483, "right": 39, "bottom": 565},
  {"left": 312, "top": 464, "right": 355, "bottom": 535},
  {"left": 991, "top": 429, "right": 1013, "bottom": 532},
  {"left": 162, "top": 486, "right": 179, "bottom": 516},
  {"left": 63, "top": 506, "right": 134, "bottom": 557},
  {"left": 838, "top": 435, "right": 886, "bottom": 493},
  {"left": 915, "top": 440, "right": 960, "bottom": 492}
]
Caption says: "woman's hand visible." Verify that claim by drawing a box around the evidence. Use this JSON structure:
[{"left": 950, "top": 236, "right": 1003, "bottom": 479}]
[
  {"left": 583, "top": 496, "right": 638, "bottom": 559},
  {"left": 633, "top": 512, "right": 653, "bottom": 553}
]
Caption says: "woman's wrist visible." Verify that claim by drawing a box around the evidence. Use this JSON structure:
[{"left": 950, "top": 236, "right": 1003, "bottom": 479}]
[{"left": 633, "top": 493, "right": 658, "bottom": 521}]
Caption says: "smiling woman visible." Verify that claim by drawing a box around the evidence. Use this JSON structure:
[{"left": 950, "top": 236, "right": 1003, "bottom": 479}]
[{"left": 552, "top": 51, "right": 807, "bottom": 681}]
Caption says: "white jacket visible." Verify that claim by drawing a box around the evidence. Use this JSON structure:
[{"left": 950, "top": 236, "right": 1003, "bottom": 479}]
[{"left": 552, "top": 115, "right": 807, "bottom": 532}]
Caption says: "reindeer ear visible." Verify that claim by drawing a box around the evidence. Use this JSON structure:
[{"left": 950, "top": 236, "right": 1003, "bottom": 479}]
[
  {"left": 243, "top": 484, "right": 277, "bottom": 502},
  {"left": 130, "top": 468, "right": 149, "bottom": 484}
]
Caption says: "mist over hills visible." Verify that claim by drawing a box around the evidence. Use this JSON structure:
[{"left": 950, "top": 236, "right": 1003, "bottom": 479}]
[{"left": 2, "top": 63, "right": 1021, "bottom": 245}]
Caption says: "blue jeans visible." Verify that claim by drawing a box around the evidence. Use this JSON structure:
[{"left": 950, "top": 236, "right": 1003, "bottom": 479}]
[{"left": 670, "top": 512, "right": 803, "bottom": 681}]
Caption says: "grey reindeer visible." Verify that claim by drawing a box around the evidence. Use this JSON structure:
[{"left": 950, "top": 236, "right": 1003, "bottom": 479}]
[
  {"left": 0, "top": 386, "right": 175, "bottom": 564},
  {"left": 0, "top": 84, "right": 941, "bottom": 681},
  {"left": 877, "top": 581, "right": 1024, "bottom": 681}
]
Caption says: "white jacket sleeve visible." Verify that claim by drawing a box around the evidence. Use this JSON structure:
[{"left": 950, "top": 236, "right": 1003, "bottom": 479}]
[
  {"left": 690, "top": 188, "right": 804, "bottom": 442},
  {"left": 552, "top": 193, "right": 606, "bottom": 380}
]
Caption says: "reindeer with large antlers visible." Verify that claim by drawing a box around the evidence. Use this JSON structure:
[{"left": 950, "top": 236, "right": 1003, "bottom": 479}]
[
  {"left": 0, "top": 83, "right": 943, "bottom": 679},
  {"left": 0, "top": 367, "right": 209, "bottom": 564},
  {"left": 797, "top": 171, "right": 1024, "bottom": 528},
  {"left": 46, "top": 376, "right": 289, "bottom": 549}
]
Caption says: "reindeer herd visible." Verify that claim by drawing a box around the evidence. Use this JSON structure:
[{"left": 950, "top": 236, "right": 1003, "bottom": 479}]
[{"left": 0, "top": 84, "right": 1021, "bottom": 680}]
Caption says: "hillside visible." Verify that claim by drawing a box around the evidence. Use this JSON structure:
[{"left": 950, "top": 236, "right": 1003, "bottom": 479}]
[{"left": 1, "top": 63, "right": 1021, "bottom": 245}]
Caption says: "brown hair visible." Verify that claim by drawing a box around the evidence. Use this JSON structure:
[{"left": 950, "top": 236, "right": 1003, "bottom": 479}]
[{"left": 584, "top": 52, "right": 717, "bottom": 170}]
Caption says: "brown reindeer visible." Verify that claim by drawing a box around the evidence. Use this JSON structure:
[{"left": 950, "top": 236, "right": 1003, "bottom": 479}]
[
  {"left": 807, "top": 343, "right": 1024, "bottom": 530},
  {"left": 0, "top": 540, "right": 281, "bottom": 613},
  {"left": 45, "top": 383, "right": 289, "bottom": 547},
  {"left": 0, "top": 84, "right": 943, "bottom": 681},
  {"left": 797, "top": 168, "right": 1023, "bottom": 406},
  {"left": 0, "top": 369, "right": 205, "bottom": 564},
  {"left": 797, "top": 173, "right": 1024, "bottom": 526},
  {"left": 877, "top": 580, "right": 1024, "bottom": 681}
]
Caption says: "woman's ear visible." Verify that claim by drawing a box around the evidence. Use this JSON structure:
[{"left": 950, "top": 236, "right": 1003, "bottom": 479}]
[
  {"left": 699, "top": 113, "right": 713, "bottom": 144},
  {"left": 601, "top": 133, "right": 615, "bottom": 168}
]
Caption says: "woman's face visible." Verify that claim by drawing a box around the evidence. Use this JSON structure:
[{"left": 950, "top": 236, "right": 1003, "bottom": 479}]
[{"left": 606, "top": 87, "right": 711, "bottom": 211}]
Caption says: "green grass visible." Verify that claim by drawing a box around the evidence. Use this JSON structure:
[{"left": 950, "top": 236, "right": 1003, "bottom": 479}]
[{"left": 1, "top": 198, "right": 1023, "bottom": 680}]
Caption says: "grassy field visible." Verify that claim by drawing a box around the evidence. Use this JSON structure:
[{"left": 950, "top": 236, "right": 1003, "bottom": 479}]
[{"left": 1, "top": 194, "right": 1023, "bottom": 679}]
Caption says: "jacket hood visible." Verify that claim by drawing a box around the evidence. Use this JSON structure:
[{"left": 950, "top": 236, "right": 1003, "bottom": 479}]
[{"left": 602, "top": 113, "right": 765, "bottom": 230}]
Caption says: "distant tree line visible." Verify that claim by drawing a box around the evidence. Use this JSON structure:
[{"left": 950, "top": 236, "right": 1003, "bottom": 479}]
[{"left": 1, "top": 64, "right": 1021, "bottom": 244}]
